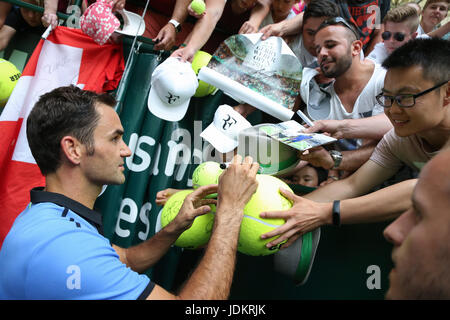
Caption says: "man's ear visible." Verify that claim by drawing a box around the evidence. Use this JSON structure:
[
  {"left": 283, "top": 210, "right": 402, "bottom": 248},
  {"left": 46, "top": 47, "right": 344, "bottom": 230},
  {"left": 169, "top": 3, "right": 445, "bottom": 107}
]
[
  {"left": 351, "top": 39, "right": 363, "bottom": 58},
  {"left": 444, "top": 81, "right": 450, "bottom": 107},
  {"left": 60, "top": 136, "right": 83, "bottom": 166}
]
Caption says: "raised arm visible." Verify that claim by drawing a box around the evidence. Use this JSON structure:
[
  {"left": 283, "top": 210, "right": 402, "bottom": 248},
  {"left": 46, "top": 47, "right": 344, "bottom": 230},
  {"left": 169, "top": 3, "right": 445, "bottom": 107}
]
[
  {"left": 153, "top": 0, "right": 191, "bottom": 51},
  {"left": 170, "top": 0, "right": 226, "bottom": 61},
  {"left": 239, "top": 0, "right": 270, "bottom": 34},
  {"left": 259, "top": 10, "right": 303, "bottom": 40}
]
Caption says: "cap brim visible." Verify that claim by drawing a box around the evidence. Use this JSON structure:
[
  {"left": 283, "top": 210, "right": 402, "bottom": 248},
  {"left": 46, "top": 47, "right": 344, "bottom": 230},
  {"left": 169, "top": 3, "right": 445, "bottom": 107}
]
[
  {"left": 114, "top": 10, "right": 145, "bottom": 36},
  {"left": 260, "top": 158, "right": 300, "bottom": 176},
  {"left": 200, "top": 123, "right": 238, "bottom": 154},
  {"left": 148, "top": 87, "right": 189, "bottom": 122},
  {"left": 273, "top": 228, "right": 321, "bottom": 286}
]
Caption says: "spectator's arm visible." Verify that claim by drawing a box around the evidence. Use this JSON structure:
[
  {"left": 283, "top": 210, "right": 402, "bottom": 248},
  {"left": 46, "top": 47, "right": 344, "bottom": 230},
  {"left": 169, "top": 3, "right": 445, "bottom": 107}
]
[
  {"left": 305, "top": 113, "right": 393, "bottom": 141},
  {"left": 339, "top": 178, "right": 416, "bottom": 224},
  {"left": 153, "top": 0, "right": 191, "bottom": 51},
  {"left": 239, "top": 0, "right": 270, "bottom": 34},
  {"left": 42, "top": 0, "right": 58, "bottom": 28},
  {"left": 0, "top": 25, "right": 16, "bottom": 51},
  {"left": 260, "top": 11, "right": 303, "bottom": 40},
  {"left": 300, "top": 142, "right": 378, "bottom": 173},
  {"left": 0, "top": 1, "right": 12, "bottom": 29},
  {"left": 427, "top": 20, "right": 450, "bottom": 38},
  {"left": 304, "top": 159, "right": 397, "bottom": 203},
  {"left": 259, "top": 177, "right": 415, "bottom": 249},
  {"left": 171, "top": 0, "right": 225, "bottom": 61}
]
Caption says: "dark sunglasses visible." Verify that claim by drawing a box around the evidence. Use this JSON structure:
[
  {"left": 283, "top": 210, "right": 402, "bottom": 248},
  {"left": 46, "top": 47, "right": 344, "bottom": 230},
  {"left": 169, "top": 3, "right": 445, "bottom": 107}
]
[
  {"left": 381, "top": 31, "right": 406, "bottom": 42},
  {"left": 316, "top": 16, "right": 360, "bottom": 39}
]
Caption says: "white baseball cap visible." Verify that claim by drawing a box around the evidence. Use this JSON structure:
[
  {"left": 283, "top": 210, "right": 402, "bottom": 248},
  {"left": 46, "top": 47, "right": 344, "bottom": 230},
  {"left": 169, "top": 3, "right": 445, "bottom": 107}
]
[
  {"left": 114, "top": 9, "right": 145, "bottom": 37},
  {"left": 148, "top": 57, "right": 198, "bottom": 122},
  {"left": 200, "top": 104, "right": 252, "bottom": 153}
]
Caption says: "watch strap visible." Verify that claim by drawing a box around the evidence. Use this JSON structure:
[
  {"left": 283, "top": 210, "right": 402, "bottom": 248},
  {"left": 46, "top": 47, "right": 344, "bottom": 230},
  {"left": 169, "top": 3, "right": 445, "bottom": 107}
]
[
  {"left": 332, "top": 200, "right": 341, "bottom": 227},
  {"left": 168, "top": 19, "right": 181, "bottom": 32}
]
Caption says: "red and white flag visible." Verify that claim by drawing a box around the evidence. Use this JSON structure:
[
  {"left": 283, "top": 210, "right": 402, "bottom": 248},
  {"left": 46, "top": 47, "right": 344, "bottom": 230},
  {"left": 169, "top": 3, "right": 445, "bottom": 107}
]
[{"left": 0, "top": 26, "right": 124, "bottom": 247}]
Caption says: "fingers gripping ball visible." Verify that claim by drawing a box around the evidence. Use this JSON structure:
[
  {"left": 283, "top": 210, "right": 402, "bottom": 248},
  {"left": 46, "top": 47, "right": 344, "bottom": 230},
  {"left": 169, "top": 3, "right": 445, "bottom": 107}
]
[
  {"left": 161, "top": 189, "right": 215, "bottom": 249},
  {"left": 192, "top": 161, "right": 223, "bottom": 199},
  {"left": 239, "top": 175, "right": 293, "bottom": 256},
  {"left": 0, "top": 59, "right": 21, "bottom": 107},
  {"left": 190, "top": 0, "right": 206, "bottom": 15},
  {"left": 191, "top": 51, "right": 216, "bottom": 97}
]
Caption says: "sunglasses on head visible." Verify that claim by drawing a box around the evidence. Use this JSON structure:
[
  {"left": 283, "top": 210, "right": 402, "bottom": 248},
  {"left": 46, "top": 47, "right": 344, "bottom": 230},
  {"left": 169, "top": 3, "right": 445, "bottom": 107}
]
[
  {"left": 317, "top": 16, "right": 360, "bottom": 39},
  {"left": 381, "top": 31, "right": 406, "bottom": 42}
]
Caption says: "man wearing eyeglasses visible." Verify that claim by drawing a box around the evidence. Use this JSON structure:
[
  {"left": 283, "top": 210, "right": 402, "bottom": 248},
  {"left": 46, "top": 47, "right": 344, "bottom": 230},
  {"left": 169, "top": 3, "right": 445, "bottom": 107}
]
[
  {"left": 367, "top": 5, "right": 424, "bottom": 65},
  {"left": 259, "top": 38, "right": 450, "bottom": 252}
]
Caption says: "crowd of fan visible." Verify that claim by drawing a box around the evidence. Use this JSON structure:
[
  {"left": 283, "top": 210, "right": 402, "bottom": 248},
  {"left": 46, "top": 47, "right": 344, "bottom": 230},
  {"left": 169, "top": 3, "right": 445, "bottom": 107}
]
[{"left": 0, "top": 0, "right": 449, "bottom": 299}]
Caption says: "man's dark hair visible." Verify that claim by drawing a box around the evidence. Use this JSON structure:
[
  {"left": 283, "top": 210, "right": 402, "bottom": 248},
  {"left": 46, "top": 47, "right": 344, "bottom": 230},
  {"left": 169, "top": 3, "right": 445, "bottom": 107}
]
[
  {"left": 382, "top": 38, "right": 450, "bottom": 85},
  {"left": 26, "top": 85, "right": 117, "bottom": 175},
  {"left": 303, "top": 0, "right": 341, "bottom": 25},
  {"left": 315, "top": 16, "right": 359, "bottom": 44}
]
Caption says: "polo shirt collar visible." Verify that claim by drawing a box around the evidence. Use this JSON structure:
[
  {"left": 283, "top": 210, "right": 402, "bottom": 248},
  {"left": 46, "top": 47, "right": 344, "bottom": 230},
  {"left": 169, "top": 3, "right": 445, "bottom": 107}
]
[{"left": 30, "top": 187, "right": 103, "bottom": 235}]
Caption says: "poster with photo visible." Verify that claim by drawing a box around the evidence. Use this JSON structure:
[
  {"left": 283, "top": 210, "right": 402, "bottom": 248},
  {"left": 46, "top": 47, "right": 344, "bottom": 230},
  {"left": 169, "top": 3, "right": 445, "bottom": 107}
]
[
  {"left": 204, "top": 33, "right": 302, "bottom": 112},
  {"left": 259, "top": 120, "right": 337, "bottom": 152}
]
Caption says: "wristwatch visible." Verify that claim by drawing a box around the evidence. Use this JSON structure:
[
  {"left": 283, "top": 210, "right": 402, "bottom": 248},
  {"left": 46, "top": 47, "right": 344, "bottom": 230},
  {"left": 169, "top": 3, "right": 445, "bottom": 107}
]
[
  {"left": 332, "top": 200, "right": 341, "bottom": 227},
  {"left": 168, "top": 19, "right": 181, "bottom": 33},
  {"left": 329, "top": 150, "right": 343, "bottom": 169}
]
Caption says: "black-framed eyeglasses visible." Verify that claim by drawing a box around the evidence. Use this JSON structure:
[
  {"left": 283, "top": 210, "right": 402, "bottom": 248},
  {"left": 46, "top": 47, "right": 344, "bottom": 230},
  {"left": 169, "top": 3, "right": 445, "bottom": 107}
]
[
  {"left": 381, "top": 31, "right": 406, "bottom": 42},
  {"left": 376, "top": 80, "right": 449, "bottom": 108},
  {"left": 316, "top": 16, "right": 360, "bottom": 39}
]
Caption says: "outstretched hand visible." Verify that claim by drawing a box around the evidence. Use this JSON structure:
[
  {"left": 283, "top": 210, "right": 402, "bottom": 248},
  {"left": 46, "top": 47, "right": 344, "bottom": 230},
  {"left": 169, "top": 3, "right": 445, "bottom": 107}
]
[
  {"left": 259, "top": 22, "right": 284, "bottom": 40},
  {"left": 169, "top": 184, "right": 218, "bottom": 234},
  {"left": 259, "top": 188, "right": 331, "bottom": 249},
  {"left": 155, "top": 188, "right": 181, "bottom": 206}
]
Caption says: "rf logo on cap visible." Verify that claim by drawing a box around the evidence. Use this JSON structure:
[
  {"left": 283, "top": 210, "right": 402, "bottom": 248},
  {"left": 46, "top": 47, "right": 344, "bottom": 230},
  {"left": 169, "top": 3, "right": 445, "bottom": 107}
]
[
  {"left": 148, "top": 57, "right": 198, "bottom": 122},
  {"left": 201, "top": 105, "right": 252, "bottom": 154},
  {"left": 222, "top": 114, "right": 237, "bottom": 130},
  {"left": 166, "top": 92, "right": 180, "bottom": 104}
]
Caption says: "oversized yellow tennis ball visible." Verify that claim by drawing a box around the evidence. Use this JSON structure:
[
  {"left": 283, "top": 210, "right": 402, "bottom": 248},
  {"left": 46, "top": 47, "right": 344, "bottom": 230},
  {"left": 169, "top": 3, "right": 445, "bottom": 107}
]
[
  {"left": 192, "top": 161, "right": 223, "bottom": 198},
  {"left": 238, "top": 174, "right": 293, "bottom": 256},
  {"left": 191, "top": 50, "right": 216, "bottom": 97},
  {"left": 161, "top": 189, "right": 215, "bottom": 249},
  {"left": 0, "top": 59, "right": 21, "bottom": 107},
  {"left": 190, "top": 0, "right": 206, "bottom": 15}
]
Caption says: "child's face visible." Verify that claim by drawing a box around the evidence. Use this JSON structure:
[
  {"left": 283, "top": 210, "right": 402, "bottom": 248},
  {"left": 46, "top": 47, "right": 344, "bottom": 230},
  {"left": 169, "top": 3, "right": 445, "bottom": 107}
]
[
  {"left": 20, "top": 0, "right": 43, "bottom": 27},
  {"left": 422, "top": 1, "right": 449, "bottom": 27},
  {"left": 234, "top": 0, "right": 258, "bottom": 11},
  {"left": 292, "top": 165, "right": 319, "bottom": 187},
  {"left": 271, "top": 0, "right": 297, "bottom": 21}
]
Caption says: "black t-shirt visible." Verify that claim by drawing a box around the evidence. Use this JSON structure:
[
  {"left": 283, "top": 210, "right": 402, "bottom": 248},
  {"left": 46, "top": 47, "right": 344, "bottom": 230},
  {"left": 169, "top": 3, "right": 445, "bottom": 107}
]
[{"left": 4, "top": 6, "right": 45, "bottom": 34}]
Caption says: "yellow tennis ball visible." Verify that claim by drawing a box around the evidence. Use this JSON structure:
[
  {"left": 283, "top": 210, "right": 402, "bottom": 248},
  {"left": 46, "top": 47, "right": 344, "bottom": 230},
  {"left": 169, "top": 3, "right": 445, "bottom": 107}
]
[
  {"left": 190, "top": 0, "right": 206, "bottom": 15},
  {"left": 192, "top": 161, "right": 223, "bottom": 198},
  {"left": 238, "top": 174, "right": 293, "bottom": 256},
  {"left": 161, "top": 189, "right": 215, "bottom": 249},
  {"left": 0, "top": 59, "right": 21, "bottom": 107},
  {"left": 191, "top": 50, "right": 216, "bottom": 97}
]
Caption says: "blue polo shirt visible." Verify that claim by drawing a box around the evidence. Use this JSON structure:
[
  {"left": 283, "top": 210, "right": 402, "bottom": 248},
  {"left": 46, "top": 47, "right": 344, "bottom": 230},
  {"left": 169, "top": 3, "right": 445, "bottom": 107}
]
[{"left": 0, "top": 188, "right": 154, "bottom": 300}]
